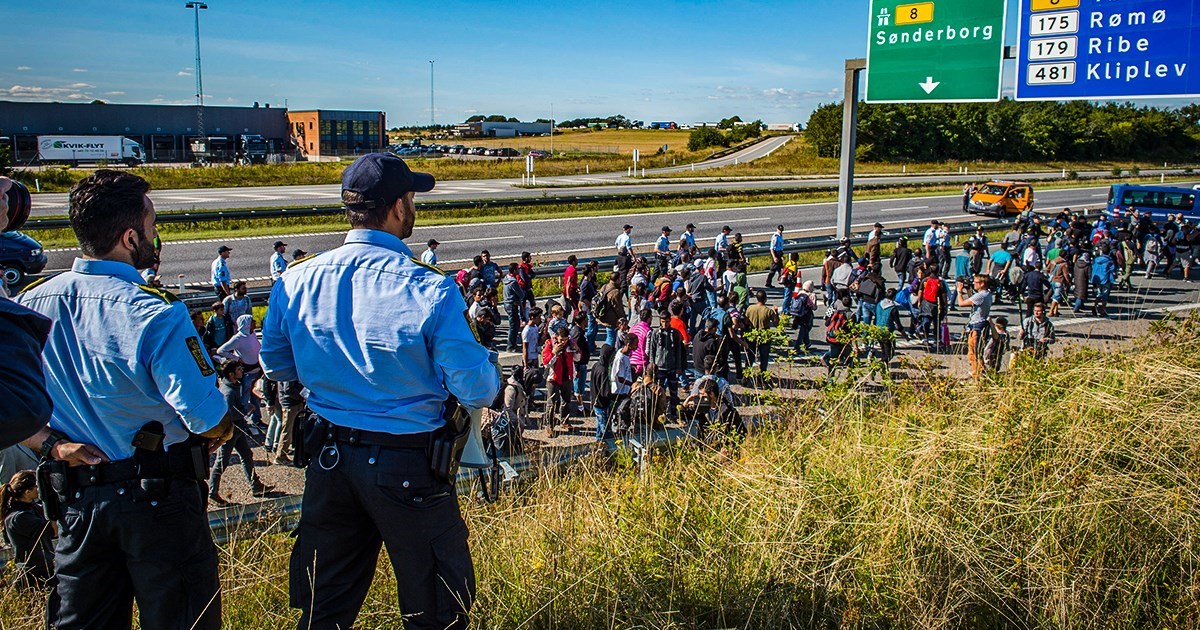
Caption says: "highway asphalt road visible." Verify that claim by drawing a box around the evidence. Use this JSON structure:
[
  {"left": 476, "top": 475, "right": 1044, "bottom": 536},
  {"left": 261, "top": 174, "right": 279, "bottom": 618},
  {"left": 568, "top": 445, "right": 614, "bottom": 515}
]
[
  {"left": 26, "top": 136, "right": 794, "bottom": 217},
  {"left": 41, "top": 182, "right": 1189, "bottom": 289}
]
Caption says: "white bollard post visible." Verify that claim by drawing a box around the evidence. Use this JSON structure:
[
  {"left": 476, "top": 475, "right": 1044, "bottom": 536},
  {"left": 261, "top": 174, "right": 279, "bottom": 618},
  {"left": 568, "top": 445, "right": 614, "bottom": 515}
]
[
  {"left": 178, "top": 275, "right": 186, "bottom": 294},
  {"left": 1162, "top": 174, "right": 1166, "bottom": 183},
  {"left": 586, "top": 165, "right": 589, "bottom": 174},
  {"left": 35, "top": 179, "right": 41, "bottom": 192},
  {"left": 902, "top": 164, "right": 906, "bottom": 174},
  {"left": 1062, "top": 168, "right": 1067, "bottom": 178}
]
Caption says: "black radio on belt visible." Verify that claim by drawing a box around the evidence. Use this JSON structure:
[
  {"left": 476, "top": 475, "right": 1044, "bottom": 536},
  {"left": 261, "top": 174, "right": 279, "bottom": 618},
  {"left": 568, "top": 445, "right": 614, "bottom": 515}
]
[{"left": 429, "top": 395, "right": 471, "bottom": 483}]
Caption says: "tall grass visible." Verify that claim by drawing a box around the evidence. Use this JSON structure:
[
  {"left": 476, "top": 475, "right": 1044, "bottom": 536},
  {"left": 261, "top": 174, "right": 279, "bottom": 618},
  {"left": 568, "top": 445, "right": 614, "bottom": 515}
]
[{"left": 2, "top": 317, "right": 1198, "bottom": 628}]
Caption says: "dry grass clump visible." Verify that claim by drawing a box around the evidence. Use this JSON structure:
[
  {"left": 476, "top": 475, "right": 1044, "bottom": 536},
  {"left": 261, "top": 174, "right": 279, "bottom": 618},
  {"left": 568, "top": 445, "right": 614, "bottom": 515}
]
[{"left": 1, "top": 319, "right": 1198, "bottom": 628}]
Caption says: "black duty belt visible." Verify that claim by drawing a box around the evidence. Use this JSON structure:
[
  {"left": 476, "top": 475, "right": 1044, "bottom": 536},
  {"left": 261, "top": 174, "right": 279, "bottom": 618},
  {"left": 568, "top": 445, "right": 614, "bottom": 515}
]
[
  {"left": 65, "top": 459, "right": 142, "bottom": 489},
  {"left": 321, "top": 422, "right": 432, "bottom": 450}
]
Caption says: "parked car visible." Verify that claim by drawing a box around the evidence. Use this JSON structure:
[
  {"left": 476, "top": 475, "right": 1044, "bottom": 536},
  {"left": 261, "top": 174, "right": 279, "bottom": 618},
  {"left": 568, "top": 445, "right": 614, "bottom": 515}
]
[
  {"left": 527, "top": 150, "right": 550, "bottom": 158},
  {"left": 1, "top": 230, "right": 47, "bottom": 287},
  {"left": 493, "top": 147, "right": 520, "bottom": 157},
  {"left": 450, "top": 145, "right": 467, "bottom": 154},
  {"left": 469, "top": 147, "right": 488, "bottom": 156}
]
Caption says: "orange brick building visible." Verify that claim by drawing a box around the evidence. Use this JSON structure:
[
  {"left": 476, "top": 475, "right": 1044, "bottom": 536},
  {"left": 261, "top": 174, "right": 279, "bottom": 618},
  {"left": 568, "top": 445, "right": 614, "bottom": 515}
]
[{"left": 287, "top": 109, "right": 386, "bottom": 159}]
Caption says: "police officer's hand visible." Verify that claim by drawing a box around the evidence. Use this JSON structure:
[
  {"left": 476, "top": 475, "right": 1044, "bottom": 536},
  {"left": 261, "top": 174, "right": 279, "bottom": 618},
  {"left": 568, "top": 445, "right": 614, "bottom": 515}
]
[
  {"left": 199, "top": 416, "right": 235, "bottom": 453},
  {"left": 53, "top": 441, "right": 110, "bottom": 466}
]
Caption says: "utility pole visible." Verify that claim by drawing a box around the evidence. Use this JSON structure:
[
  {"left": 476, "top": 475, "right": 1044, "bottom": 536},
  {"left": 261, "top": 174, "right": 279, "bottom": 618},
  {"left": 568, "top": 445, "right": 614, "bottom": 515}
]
[
  {"left": 836, "top": 58, "right": 865, "bottom": 240},
  {"left": 550, "top": 102, "right": 554, "bottom": 156},
  {"left": 185, "top": 2, "right": 208, "bottom": 148},
  {"left": 429, "top": 60, "right": 435, "bottom": 129}
]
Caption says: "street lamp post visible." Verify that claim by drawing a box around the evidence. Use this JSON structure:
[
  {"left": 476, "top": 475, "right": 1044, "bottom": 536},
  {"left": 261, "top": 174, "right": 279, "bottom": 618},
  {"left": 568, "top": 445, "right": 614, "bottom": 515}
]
[
  {"left": 429, "top": 60, "right": 435, "bottom": 129},
  {"left": 185, "top": 2, "right": 208, "bottom": 160}
]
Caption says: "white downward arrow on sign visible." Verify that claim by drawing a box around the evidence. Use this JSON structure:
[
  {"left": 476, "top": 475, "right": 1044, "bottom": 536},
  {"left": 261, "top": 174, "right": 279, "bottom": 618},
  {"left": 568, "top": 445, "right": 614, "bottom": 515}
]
[{"left": 919, "top": 76, "right": 941, "bottom": 94}]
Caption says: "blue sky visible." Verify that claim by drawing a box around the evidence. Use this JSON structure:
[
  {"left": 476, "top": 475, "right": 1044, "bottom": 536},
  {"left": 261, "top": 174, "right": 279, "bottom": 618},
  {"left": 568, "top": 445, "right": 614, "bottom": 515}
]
[
  {"left": 0, "top": 0, "right": 874, "bottom": 125},
  {"left": 0, "top": 1, "right": 1178, "bottom": 126}
]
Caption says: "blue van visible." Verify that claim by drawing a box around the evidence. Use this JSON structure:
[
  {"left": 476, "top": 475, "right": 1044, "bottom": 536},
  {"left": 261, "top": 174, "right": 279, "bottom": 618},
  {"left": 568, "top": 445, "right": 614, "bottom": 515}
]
[{"left": 1, "top": 230, "right": 47, "bottom": 287}]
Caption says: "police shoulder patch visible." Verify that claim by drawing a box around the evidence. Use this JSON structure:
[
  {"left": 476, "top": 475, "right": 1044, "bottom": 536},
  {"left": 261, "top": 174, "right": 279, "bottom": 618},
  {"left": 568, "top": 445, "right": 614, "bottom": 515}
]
[
  {"left": 464, "top": 309, "right": 481, "bottom": 344},
  {"left": 137, "top": 284, "right": 181, "bottom": 304},
  {"left": 186, "top": 337, "right": 216, "bottom": 377},
  {"left": 287, "top": 254, "right": 316, "bottom": 269},
  {"left": 410, "top": 257, "right": 446, "bottom": 276}
]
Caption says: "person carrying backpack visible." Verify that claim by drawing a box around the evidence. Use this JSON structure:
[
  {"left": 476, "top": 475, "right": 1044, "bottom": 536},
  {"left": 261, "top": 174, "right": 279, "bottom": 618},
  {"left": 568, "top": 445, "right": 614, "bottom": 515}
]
[
  {"left": 851, "top": 264, "right": 886, "bottom": 325},
  {"left": 646, "top": 312, "right": 687, "bottom": 420},
  {"left": 788, "top": 280, "right": 817, "bottom": 355},
  {"left": 821, "top": 296, "right": 853, "bottom": 370}
]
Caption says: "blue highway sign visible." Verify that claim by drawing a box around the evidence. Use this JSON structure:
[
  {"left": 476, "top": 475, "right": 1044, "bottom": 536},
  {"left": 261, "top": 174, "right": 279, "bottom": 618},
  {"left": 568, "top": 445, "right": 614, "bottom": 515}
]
[{"left": 1016, "top": 0, "right": 1200, "bottom": 100}]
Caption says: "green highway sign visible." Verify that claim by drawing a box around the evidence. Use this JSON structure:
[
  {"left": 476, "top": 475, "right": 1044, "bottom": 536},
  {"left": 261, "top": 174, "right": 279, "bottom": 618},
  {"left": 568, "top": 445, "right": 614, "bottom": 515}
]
[{"left": 865, "top": 0, "right": 1008, "bottom": 103}]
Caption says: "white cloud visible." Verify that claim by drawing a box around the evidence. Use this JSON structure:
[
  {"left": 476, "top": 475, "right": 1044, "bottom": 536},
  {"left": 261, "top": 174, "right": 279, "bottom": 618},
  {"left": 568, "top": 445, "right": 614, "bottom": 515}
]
[
  {"left": 104, "top": 91, "right": 125, "bottom": 96},
  {"left": 463, "top": 109, "right": 478, "bottom": 114},
  {"left": 71, "top": 68, "right": 88, "bottom": 73},
  {"left": 178, "top": 71, "right": 193, "bottom": 76},
  {"left": 66, "top": 82, "right": 95, "bottom": 89},
  {"left": 15, "top": 66, "right": 31, "bottom": 71},
  {"left": 1, "top": 84, "right": 94, "bottom": 101}
]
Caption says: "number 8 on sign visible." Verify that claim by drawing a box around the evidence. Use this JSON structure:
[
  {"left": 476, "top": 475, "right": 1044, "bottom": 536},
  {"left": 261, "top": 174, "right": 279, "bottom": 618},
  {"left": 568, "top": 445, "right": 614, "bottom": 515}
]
[{"left": 895, "top": 2, "right": 934, "bottom": 25}]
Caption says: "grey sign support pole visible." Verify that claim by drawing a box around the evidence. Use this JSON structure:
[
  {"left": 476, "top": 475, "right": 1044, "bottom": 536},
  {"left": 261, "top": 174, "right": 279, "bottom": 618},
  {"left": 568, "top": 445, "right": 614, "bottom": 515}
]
[{"left": 836, "top": 58, "right": 866, "bottom": 240}]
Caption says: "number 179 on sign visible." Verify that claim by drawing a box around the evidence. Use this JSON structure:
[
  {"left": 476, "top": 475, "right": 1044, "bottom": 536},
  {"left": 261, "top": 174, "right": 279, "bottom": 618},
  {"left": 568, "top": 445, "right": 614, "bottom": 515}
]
[{"left": 896, "top": 2, "right": 934, "bottom": 25}]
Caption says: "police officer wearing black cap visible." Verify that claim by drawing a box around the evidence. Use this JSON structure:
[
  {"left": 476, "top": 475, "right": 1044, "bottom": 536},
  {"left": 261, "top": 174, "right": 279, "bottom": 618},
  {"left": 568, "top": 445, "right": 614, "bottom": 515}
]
[
  {"left": 261, "top": 153, "right": 499, "bottom": 629},
  {"left": 270, "top": 240, "right": 289, "bottom": 283},
  {"left": 421, "top": 238, "right": 440, "bottom": 266}
]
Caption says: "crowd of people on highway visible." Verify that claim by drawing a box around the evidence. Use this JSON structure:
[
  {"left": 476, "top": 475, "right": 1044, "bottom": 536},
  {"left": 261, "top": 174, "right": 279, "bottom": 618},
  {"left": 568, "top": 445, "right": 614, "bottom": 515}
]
[{"left": 3, "top": 155, "right": 1199, "bottom": 629}]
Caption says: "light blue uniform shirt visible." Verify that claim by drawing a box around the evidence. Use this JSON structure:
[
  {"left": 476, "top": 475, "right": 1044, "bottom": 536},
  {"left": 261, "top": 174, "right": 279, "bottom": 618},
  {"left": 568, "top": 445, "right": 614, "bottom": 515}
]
[
  {"left": 270, "top": 251, "right": 287, "bottom": 281},
  {"left": 16, "top": 259, "right": 227, "bottom": 460},
  {"left": 211, "top": 256, "right": 230, "bottom": 287},
  {"left": 683, "top": 231, "right": 696, "bottom": 249},
  {"left": 770, "top": 232, "right": 784, "bottom": 252},
  {"left": 260, "top": 229, "right": 499, "bottom": 434},
  {"left": 714, "top": 232, "right": 729, "bottom": 253},
  {"left": 656, "top": 235, "right": 671, "bottom": 255},
  {"left": 420, "top": 248, "right": 438, "bottom": 266}
]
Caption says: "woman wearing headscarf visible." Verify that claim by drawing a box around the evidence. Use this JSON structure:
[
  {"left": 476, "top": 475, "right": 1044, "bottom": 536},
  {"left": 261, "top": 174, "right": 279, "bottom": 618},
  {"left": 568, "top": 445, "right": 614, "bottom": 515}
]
[
  {"left": 1, "top": 470, "right": 55, "bottom": 587},
  {"left": 216, "top": 314, "right": 265, "bottom": 429}
]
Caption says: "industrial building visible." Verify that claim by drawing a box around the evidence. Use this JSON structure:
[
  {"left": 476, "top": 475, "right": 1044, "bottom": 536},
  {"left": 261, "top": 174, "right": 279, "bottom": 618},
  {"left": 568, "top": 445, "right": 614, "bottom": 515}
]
[
  {"left": 287, "top": 110, "right": 387, "bottom": 158},
  {"left": 451, "top": 121, "right": 552, "bottom": 138},
  {"left": 0, "top": 101, "right": 386, "bottom": 163}
]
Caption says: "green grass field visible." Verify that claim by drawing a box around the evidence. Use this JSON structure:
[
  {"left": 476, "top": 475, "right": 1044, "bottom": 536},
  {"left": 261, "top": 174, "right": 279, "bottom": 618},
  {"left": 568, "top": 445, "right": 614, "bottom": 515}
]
[{"left": 4, "top": 316, "right": 1197, "bottom": 628}]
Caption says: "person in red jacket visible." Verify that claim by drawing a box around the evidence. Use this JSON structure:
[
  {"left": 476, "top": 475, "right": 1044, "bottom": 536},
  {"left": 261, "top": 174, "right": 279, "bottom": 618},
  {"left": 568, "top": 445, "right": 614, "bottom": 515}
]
[{"left": 541, "top": 326, "right": 578, "bottom": 429}]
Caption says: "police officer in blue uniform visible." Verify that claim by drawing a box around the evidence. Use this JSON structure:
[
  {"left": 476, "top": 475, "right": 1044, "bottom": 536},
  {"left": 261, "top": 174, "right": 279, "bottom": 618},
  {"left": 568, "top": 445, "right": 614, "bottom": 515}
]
[
  {"left": 261, "top": 153, "right": 499, "bottom": 630},
  {"left": 0, "top": 175, "right": 53, "bottom": 447},
  {"left": 17, "top": 170, "right": 232, "bottom": 630}
]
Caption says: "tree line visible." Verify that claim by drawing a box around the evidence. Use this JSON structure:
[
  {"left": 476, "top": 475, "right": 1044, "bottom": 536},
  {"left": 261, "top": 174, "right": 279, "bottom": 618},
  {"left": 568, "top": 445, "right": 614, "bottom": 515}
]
[{"left": 804, "top": 101, "right": 1200, "bottom": 163}]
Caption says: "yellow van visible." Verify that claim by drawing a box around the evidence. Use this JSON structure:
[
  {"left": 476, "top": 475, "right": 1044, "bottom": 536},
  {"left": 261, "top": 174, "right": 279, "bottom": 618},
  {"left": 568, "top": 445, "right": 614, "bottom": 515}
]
[{"left": 967, "top": 181, "right": 1035, "bottom": 217}]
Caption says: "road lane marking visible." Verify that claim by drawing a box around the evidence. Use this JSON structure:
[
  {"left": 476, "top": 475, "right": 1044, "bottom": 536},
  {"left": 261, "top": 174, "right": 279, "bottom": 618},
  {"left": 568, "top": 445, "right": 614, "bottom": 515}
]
[
  {"left": 436, "top": 235, "right": 523, "bottom": 245},
  {"left": 699, "top": 217, "right": 771, "bottom": 225},
  {"left": 879, "top": 205, "right": 929, "bottom": 212}
]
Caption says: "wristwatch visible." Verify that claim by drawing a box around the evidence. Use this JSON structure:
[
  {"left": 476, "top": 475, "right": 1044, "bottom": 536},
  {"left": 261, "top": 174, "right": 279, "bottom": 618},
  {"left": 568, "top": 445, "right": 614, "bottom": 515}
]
[{"left": 39, "top": 429, "right": 70, "bottom": 460}]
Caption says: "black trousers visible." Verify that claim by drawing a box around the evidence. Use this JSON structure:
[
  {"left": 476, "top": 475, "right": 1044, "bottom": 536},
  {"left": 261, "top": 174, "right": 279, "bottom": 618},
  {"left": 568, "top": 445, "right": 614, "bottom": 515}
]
[
  {"left": 290, "top": 442, "right": 474, "bottom": 630},
  {"left": 49, "top": 480, "right": 220, "bottom": 630}
]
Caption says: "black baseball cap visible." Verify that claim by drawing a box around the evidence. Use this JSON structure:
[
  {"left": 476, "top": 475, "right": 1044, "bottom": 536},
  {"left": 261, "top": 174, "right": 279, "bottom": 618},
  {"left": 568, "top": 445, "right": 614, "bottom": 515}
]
[
  {"left": 342, "top": 153, "right": 435, "bottom": 209},
  {"left": 292, "top": 249, "right": 307, "bottom": 258},
  {"left": 662, "top": 226, "right": 671, "bottom": 232},
  {"left": 273, "top": 240, "right": 287, "bottom": 249},
  {"left": 217, "top": 245, "right": 232, "bottom": 253},
  {"left": 721, "top": 225, "right": 731, "bottom": 232},
  {"left": 427, "top": 238, "right": 439, "bottom": 246},
  {"left": 623, "top": 224, "right": 633, "bottom": 230}
]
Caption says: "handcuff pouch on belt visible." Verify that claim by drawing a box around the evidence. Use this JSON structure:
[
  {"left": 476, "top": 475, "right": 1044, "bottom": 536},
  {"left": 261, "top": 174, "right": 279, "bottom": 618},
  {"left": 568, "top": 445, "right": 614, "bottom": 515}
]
[
  {"left": 292, "top": 411, "right": 330, "bottom": 469},
  {"left": 429, "top": 395, "right": 470, "bottom": 483}
]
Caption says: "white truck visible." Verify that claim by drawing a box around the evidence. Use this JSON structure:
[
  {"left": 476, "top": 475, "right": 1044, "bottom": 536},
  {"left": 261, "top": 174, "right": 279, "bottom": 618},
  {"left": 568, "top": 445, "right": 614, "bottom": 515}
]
[{"left": 37, "top": 135, "right": 145, "bottom": 166}]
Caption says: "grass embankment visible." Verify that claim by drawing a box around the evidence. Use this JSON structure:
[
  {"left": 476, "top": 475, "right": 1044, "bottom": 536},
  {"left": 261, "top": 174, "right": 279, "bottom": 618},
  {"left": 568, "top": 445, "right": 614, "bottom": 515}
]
[
  {"left": 654, "top": 132, "right": 1197, "bottom": 179},
  {"left": 12, "top": 149, "right": 690, "bottom": 194},
  {"left": 4, "top": 317, "right": 1197, "bottom": 627}
]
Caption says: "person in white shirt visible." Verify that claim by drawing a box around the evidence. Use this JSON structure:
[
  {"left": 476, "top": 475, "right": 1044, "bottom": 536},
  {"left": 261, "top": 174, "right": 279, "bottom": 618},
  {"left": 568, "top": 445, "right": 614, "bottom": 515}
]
[
  {"left": 615, "top": 224, "right": 633, "bottom": 253},
  {"left": 610, "top": 335, "right": 635, "bottom": 397},
  {"left": 421, "top": 238, "right": 439, "bottom": 266},
  {"left": 714, "top": 225, "right": 732, "bottom": 275},
  {"left": 269, "top": 240, "right": 288, "bottom": 283}
]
